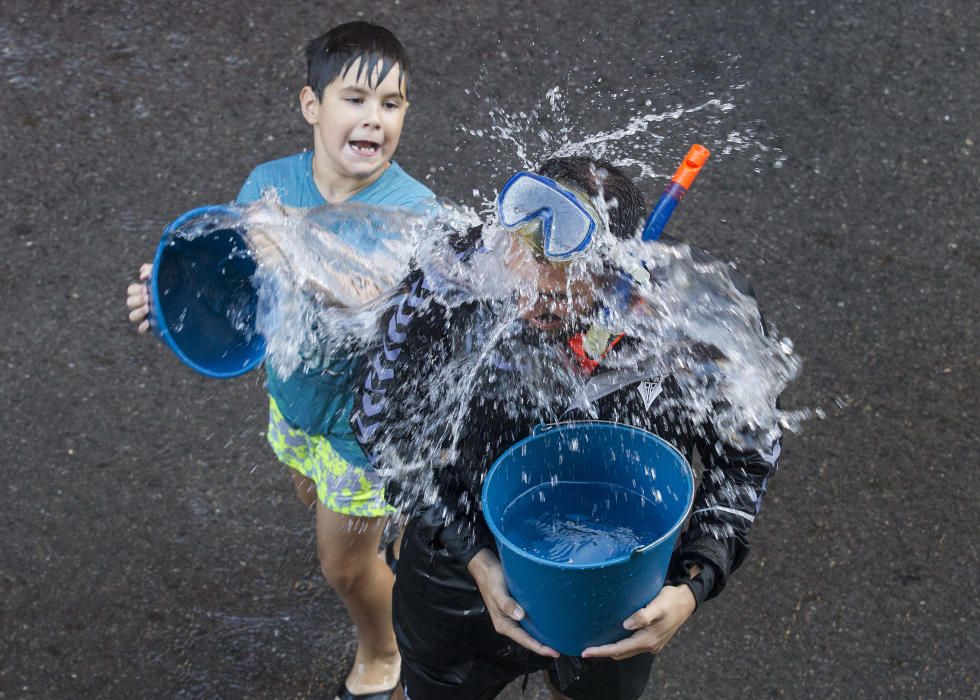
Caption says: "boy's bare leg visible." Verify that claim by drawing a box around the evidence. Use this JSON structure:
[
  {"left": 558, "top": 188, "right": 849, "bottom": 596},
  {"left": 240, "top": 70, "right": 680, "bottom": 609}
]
[
  {"left": 316, "top": 502, "right": 400, "bottom": 693},
  {"left": 290, "top": 470, "right": 318, "bottom": 510}
]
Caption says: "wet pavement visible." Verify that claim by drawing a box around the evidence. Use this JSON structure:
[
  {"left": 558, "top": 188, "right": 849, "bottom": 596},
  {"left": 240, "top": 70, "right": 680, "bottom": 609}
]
[{"left": 1, "top": 1, "right": 977, "bottom": 698}]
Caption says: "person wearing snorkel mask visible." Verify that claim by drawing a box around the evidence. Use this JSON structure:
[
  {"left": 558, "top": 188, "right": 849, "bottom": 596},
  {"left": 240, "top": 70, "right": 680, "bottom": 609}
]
[{"left": 352, "top": 157, "right": 782, "bottom": 700}]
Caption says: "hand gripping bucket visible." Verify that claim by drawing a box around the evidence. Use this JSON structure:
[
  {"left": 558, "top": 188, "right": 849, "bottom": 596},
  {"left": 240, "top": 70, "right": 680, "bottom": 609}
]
[
  {"left": 482, "top": 421, "right": 695, "bottom": 656},
  {"left": 149, "top": 205, "right": 265, "bottom": 378}
]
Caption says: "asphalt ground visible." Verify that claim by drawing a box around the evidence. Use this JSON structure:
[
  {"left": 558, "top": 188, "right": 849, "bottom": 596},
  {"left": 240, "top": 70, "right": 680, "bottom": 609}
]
[{"left": 1, "top": 1, "right": 977, "bottom": 698}]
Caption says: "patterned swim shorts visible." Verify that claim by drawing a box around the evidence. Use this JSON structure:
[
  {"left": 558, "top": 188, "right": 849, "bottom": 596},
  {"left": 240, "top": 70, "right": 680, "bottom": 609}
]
[{"left": 266, "top": 397, "right": 393, "bottom": 518}]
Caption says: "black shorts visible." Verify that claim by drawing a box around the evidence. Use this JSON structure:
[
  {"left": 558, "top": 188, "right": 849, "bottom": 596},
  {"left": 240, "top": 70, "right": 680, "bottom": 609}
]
[{"left": 393, "top": 516, "right": 655, "bottom": 700}]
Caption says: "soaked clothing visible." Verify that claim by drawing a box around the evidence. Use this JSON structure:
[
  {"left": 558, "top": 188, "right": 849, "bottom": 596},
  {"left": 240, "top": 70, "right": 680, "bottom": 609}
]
[
  {"left": 267, "top": 397, "right": 391, "bottom": 517},
  {"left": 237, "top": 152, "right": 434, "bottom": 513},
  {"left": 352, "top": 228, "right": 781, "bottom": 696}
]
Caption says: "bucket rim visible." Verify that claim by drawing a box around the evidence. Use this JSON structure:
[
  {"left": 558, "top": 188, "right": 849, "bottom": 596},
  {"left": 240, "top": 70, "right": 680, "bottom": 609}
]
[
  {"left": 481, "top": 421, "right": 695, "bottom": 571},
  {"left": 150, "top": 204, "right": 265, "bottom": 379}
]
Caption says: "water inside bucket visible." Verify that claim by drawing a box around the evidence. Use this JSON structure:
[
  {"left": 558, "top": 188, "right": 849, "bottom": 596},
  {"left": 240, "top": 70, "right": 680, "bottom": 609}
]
[{"left": 500, "top": 481, "right": 670, "bottom": 565}]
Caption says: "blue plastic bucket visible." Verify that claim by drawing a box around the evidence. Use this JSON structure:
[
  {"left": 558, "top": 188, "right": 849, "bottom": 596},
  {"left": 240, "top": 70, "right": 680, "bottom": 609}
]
[
  {"left": 482, "top": 421, "right": 695, "bottom": 656},
  {"left": 149, "top": 205, "right": 265, "bottom": 378}
]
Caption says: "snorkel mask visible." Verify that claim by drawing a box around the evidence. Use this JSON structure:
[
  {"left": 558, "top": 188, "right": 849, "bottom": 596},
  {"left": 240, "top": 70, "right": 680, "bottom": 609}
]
[
  {"left": 497, "top": 146, "right": 712, "bottom": 372},
  {"left": 496, "top": 172, "right": 602, "bottom": 261}
]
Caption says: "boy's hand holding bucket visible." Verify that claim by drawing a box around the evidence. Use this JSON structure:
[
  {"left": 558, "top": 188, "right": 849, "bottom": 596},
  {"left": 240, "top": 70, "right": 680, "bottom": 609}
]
[
  {"left": 468, "top": 545, "right": 697, "bottom": 660},
  {"left": 467, "top": 549, "right": 560, "bottom": 659},
  {"left": 126, "top": 263, "right": 153, "bottom": 334},
  {"left": 481, "top": 423, "right": 697, "bottom": 657},
  {"left": 581, "top": 577, "right": 697, "bottom": 660}
]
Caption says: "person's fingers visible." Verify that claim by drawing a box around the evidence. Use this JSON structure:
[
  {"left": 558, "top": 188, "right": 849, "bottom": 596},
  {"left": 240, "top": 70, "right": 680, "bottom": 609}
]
[
  {"left": 470, "top": 550, "right": 558, "bottom": 658},
  {"left": 139, "top": 263, "right": 152, "bottom": 281},
  {"left": 138, "top": 319, "right": 150, "bottom": 334},
  {"left": 129, "top": 305, "right": 149, "bottom": 323},
  {"left": 624, "top": 599, "right": 665, "bottom": 631},
  {"left": 485, "top": 590, "right": 558, "bottom": 657},
  {"left": 497, "top": 618, "right": 559, "bottom": 658},
  {"left": 495, "top": 594, "right": 525, "bottom": 622},
  {"left": 126, "top": 293, "right": 148, "bottom": 311},
  {"left": 581, "top": 632, "right": 647, "bottom": 660}
]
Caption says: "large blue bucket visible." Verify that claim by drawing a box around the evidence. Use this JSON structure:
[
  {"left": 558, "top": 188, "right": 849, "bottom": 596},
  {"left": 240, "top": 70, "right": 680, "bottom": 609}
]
[
  {"left": 482, "top": 421, "right": 695, "bottom": 656},
  {"left": 149, "top": 205, "right": 265, "bottom": 378}
]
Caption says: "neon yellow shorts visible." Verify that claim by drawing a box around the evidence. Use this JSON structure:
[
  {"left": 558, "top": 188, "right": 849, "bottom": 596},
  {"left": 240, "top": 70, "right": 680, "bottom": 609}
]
[{"left": 266, "top": 397, "right": 393, "bottom": 518}]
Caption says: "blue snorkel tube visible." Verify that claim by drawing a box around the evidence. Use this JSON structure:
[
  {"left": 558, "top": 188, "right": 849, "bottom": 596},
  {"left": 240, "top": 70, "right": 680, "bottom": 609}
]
[{"left": 641, "top": 144, "right": 711, "bottom": 241}]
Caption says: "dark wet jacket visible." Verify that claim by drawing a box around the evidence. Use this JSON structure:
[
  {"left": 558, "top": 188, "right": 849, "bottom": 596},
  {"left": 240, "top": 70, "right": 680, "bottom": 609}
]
[{"left": 352, "top": 232, "right": 781, "bottom": 606}]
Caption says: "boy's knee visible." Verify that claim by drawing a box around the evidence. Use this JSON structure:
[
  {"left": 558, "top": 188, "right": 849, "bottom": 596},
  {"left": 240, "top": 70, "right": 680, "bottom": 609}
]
[
  {"left": 318, "top": 545, "right": 373, "bottom": 595},
  {"left": 315, "top": 505, "right": 387, "bottom": 596}
]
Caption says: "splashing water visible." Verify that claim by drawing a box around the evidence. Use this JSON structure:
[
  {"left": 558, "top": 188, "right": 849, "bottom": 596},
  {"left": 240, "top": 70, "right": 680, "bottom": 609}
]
[
  {"left": 220, "top": 195, "right": 802, "bottom": 516},
  {"left": 456, "top": 81, "right": 780, "bottom": 211},
  {"left": 172, "top": 195, "right": 803, "bottom": 533},
  {"left": 220, "top": 195, "right": 441, "bottom": 378},
  {"left": 374, "top": 218, "right": 801, "bottom": 504},
  {"left": 171, "top": 87, "right": 804, "bottom": 530}
]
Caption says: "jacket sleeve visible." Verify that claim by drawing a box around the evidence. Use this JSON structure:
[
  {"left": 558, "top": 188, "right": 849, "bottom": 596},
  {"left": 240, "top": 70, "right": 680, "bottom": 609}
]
[
  {"left": 351, "top": 271, "right": 436, "bottom": 505},
  {"left": 671, "top": 414, "right": 780, "bottom": 609},
  {"left": 353, "top": 228, "right": 498, "bottom": 568},
  {"left": 350, "top": 270, "right": 496, "bottom": 569}
]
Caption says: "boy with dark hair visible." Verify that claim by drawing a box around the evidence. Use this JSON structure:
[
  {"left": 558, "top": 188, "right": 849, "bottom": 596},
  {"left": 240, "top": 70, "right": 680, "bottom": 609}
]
[
  {"left": 127, "top": 21, "right": 433, "bottom": 699},
  {"left": 353, "top": 158, "right": 781, "bottom": 699}
]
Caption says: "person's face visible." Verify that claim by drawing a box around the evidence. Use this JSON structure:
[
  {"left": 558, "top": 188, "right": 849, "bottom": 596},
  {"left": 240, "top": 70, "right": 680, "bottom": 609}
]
[
  {"left": 300, "top": 57, "right": 408, "bottom": 182},
  {"left": 506, "top": 239, "right": 598, "bottom": 334}
]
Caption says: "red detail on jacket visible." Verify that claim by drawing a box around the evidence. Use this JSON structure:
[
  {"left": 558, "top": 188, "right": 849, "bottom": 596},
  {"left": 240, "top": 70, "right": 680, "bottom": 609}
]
[{"left": 567, "top": 331, "right": 625, "bottom": 374}]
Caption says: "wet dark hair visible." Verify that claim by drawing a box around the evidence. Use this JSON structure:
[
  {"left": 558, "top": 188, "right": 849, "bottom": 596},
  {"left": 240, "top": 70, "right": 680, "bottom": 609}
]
[
  {"left": 536, "top": 157, "right": 646, "bottom": 240},
  {"left": 305, "top": 22, "right": 410, "bottom": 100}
]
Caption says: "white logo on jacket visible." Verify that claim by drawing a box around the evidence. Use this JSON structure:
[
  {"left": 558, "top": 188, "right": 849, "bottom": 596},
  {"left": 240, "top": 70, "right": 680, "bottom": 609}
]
[
  {"left": 637, "top": 378, "right": 664, "bottom": 409},
  {"left": 563, "top": 365, "right": 664, "bottom": 416}
]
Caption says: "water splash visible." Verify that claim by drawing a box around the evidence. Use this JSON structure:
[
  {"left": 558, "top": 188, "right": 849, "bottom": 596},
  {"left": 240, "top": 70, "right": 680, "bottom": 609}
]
[
  {"left": 165, "top": 85, "right": 803, "bottom": 529},
  {"left": 233, "top": 194, "right": 440, "bottom": 377},
  {"left": 179, "top": 185, "right": 804, "bottom": 520},
  {"left": 456, "top": 81, "right": 778, "bottom": 212}
]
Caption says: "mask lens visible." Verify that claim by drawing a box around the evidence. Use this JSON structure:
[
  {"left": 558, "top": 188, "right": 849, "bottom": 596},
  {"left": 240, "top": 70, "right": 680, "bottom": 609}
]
[{"left": 498, "top": 173, "right": 596, "bottom": 260}]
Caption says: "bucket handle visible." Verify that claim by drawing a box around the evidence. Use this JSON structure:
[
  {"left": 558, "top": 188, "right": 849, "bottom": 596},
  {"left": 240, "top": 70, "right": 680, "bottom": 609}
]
[
  {"left": 532, "top": 419, "right": 631, "bottom": 436},
  {"left": 629, "top": 480, "right": 696, "bottom": 559}
]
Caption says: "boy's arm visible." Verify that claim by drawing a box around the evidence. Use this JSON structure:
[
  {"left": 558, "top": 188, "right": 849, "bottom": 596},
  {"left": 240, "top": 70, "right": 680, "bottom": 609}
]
[{"left": 575, "top": 403, "right": 778, "bottom": 662}]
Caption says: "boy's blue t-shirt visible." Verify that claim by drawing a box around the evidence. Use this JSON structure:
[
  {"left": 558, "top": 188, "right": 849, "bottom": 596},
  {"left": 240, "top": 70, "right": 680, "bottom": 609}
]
[{"left": 236, "top": 151, "right": 435, "bottom": 465}]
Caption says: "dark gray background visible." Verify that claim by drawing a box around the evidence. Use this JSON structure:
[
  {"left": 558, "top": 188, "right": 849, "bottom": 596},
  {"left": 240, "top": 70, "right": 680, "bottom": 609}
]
[{"left": 1, "top": 1, "right": 977, "bottom": 698}]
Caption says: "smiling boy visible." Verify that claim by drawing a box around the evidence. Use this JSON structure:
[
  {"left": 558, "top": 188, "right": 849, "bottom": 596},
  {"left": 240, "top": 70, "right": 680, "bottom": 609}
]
[
  {"left": 127, "top": 22, "right": 434, "bottom": 700},
  {"left": 296, "top": 25, "right": 413, "bottom": 199}
]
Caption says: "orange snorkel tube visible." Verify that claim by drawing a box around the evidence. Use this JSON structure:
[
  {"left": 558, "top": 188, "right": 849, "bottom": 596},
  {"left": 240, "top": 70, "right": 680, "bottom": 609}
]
[{"left": 641, "top": 144, "right": 710, "bottom": 241}]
